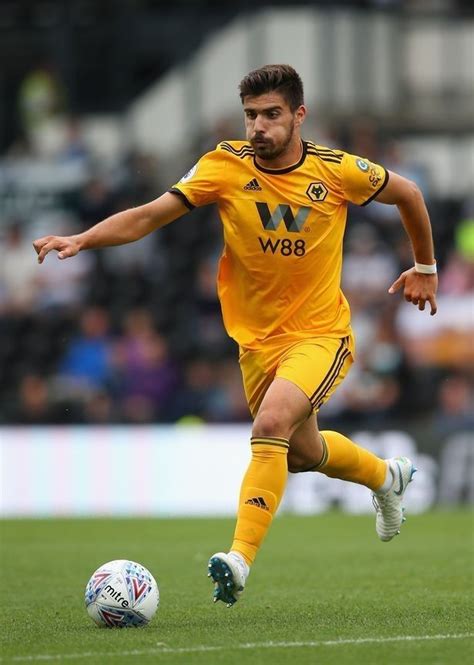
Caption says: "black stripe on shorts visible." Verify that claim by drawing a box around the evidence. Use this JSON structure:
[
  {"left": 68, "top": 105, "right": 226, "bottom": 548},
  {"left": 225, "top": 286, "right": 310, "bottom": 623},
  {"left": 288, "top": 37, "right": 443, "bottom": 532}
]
[{"left": 310, "top": 339, "right": 350, "bottom": 409}]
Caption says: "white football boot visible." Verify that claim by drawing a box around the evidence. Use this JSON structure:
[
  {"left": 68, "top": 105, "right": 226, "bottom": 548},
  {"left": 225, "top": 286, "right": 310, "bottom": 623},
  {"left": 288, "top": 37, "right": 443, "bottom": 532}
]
[
  {"left": 207, "top": 551, "right": 249, "bottom": 607},
  {"left": 372, "top": 456, "right": 417, "bottom": 542}
]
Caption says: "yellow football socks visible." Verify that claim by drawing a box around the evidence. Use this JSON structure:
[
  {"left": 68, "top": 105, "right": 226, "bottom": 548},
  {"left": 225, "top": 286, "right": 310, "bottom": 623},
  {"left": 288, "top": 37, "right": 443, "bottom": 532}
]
[
  {"left": 316, "top": 430, "right": 387, "bottom": 491},
  {"left": 231, "top": 436, "right": 289, "bottom": 565}
]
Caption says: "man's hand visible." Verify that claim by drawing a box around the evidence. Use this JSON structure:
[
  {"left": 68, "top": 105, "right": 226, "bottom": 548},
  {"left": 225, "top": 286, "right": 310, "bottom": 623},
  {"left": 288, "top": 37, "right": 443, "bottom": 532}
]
[
  {"left": 389, "top": 267, "right": 438, "bottom": 315},
  {"left": 33, "top": 235, "right": 81, "bottom": 264},
  {"left": 32, "top": 193, "right": 190, "bottom": 264}
]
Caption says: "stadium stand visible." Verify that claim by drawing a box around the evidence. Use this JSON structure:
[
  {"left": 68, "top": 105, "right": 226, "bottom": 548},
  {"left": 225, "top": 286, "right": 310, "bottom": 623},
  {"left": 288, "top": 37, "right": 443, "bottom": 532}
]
[{"left": 0, "top": 1, "right": 472, "bottom": 430}]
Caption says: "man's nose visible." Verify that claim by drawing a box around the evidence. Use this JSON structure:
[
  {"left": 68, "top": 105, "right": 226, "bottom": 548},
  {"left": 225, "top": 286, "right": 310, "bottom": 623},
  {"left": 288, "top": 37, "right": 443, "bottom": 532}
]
[{"left": 253, "top": 115, "right": 266, "bottom": 133}]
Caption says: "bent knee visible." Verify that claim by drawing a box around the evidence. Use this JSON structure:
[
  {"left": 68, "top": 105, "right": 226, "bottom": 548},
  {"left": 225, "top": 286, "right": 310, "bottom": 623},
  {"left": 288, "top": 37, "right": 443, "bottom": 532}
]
[
  {"left": 288, "top": 462, "right": 320, "bottom": 474},
  {"left": 288, "top": 464, "right": 302, "bottom": 474},
  {"left": 252, "top": 410, "right": 291, "bottom": 439},
  {"left": 287, "top": 452, "right": 322, "bottom": 474}
]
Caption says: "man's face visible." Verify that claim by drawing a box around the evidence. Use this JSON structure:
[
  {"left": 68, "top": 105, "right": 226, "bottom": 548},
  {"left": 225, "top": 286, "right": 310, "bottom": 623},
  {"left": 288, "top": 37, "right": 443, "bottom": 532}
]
[{"left": 243, "top": 92, "right": 305, "bottom": 161}]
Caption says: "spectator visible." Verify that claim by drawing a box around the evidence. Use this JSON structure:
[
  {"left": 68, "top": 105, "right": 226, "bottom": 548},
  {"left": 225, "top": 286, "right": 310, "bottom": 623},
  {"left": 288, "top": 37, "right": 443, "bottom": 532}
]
[
  {"left": 169, "top": 358, "right": 220, "bottom": 422},
  {"left": 82, "top": 390, "right": 117, "bottom": 424},
  {"left": 9, "top": 375, "right": 55, "bottom": 424},
  {"left": 433, "top": 373, "right": 474, "bottom": 436},
  {"left": 205, "top": 359, "right": 250, "bottom": 423},
  {"left": 191, "top": 254, "right": 229, "bottom": 354},
  {"left": 342, "top": 223, "right": 398, "bottom": 309},
  {"left": 34, "top": 220, "right": 94, "bottom": 312},
  {"left": 77, "top": 176, "right": 114, "bottom": 229},
  {"left": 333, "top": 311, "right": 402, "bottom": 425},
  {"left": 439, "top": 218, "right": 474, "bottom": 296},
  {"left": 17, "top": 63, "right": 66, "bottom": 135},
  {"left": 117, "top": 149, "right": 163, "bottom": 202},
  {"left": 0, "top": 222, "right": 41, "bottom": 315},
  {"left": 55, "top": 306, "right": 113, "bottom": 397},
  {"left": 439, "top": 249, "right": 474, "bottom": 296},
  {"left": 57, "top": 116, "right": 91, "bottom": 168},
  {"left": 112, "top": 309, "right": 179, "bottom": 422}
]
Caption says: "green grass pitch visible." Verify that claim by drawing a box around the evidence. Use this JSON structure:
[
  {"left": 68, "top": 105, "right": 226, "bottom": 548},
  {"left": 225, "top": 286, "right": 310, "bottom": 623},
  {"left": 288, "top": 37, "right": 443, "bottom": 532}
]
[{"left": 1, "top": 511, "right": 473, "bottom": 664}]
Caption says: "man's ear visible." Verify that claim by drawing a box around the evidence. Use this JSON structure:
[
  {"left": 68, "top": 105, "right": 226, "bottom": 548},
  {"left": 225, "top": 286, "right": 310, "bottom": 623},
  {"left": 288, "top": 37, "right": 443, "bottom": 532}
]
[{"left": 295, "top": 105, "right": 307, "bottom": 127}]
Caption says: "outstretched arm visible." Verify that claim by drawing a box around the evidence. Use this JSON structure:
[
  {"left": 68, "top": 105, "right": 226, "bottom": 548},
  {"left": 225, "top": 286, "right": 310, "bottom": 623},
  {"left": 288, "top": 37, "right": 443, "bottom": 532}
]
[
  {"left": 33, "top": 192, "right": 189, "bottom": 264},
  {"left": 375, "top": 171, "right": 438, "bottom": 315}
]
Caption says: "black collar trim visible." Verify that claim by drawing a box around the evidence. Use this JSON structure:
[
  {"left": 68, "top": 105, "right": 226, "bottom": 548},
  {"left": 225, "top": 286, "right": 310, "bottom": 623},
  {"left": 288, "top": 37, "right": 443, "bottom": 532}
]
[{"left": 253, "top": 140, "right": 307, "bottom": 175}]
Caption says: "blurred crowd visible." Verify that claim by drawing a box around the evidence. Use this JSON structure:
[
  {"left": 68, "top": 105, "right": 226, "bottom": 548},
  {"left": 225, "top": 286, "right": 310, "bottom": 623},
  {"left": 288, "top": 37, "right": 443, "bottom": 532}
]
[{"left": 0, "top": 76, "right": 473, "bottom": 431}]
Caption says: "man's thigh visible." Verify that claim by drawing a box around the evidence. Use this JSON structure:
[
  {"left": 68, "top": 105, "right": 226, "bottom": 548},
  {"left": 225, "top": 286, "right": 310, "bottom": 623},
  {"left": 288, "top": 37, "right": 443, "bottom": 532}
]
[
  {"left": 277, "top": 335, "right": 354, "bottom": 413},
  {"left": 240, "top": 334, "right": 354, "bottom": 418}
]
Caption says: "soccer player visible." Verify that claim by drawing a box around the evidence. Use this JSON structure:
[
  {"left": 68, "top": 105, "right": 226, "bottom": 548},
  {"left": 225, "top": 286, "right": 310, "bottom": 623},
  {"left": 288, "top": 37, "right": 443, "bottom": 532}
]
[{"left": 33, "top": 64, "right": 438, "bottom": 607}]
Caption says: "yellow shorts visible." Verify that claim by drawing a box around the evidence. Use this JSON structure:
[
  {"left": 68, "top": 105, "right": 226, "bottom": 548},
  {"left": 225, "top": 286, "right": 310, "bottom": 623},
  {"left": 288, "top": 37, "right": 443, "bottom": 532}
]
[{"left": 239, "top": 334, "right": 355, "bottom": 418}]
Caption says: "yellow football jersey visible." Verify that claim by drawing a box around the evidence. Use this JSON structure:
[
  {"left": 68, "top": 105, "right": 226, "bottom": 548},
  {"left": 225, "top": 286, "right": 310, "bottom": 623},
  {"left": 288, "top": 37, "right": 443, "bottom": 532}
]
[{"left": 170, "top": 140, "right": 388, "bottom": 349}]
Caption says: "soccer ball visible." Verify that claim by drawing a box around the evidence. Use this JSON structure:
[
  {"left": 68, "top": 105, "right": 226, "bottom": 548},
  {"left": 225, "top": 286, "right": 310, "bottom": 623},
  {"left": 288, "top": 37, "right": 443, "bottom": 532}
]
[{"left": 85, "top": 559, "right": 159, "bottom": 627}]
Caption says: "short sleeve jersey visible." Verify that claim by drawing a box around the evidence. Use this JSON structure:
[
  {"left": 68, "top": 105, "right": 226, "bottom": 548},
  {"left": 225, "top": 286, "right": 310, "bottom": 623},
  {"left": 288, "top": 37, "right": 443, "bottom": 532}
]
[{"left": 170, "top": 140, "right": 388, "bottom": 349}]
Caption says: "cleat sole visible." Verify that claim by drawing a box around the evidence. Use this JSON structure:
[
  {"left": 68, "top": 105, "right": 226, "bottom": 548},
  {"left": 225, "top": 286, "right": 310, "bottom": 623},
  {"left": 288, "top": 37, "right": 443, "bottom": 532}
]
[{"left": 207, "top": 556, "right": 242, "bottom": 607}]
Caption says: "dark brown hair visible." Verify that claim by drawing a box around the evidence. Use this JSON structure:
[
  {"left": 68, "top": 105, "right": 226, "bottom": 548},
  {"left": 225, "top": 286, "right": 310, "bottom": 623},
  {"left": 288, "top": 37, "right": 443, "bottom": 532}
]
[{"left": 239, "top": 64, "right": 304, "bottom": 111}]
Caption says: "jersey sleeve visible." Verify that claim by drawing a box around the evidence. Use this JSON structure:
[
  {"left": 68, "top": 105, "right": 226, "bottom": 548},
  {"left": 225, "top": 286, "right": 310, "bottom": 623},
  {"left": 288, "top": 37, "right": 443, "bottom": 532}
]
[
  {"left": 340, "top": 152, "right": 389, "bottom": 206},
  {"left": 169, "top": 147, "right": 228, "bottom": 209}
]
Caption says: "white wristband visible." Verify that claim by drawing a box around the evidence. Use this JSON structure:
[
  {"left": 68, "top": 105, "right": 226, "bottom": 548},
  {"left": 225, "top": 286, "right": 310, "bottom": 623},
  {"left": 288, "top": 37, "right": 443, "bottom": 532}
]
[{"left": 414, "top": 261, "right": 437, "bottom": 275}]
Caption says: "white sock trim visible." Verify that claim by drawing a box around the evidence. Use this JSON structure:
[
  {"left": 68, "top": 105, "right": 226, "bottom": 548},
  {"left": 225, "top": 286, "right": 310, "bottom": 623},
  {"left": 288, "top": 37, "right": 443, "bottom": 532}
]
[
  {"left": 377, "top": 461, "right": 394, "bottom": 494},
  {"left": 229, "top": 551, "right": 250, "bottom": 577}
]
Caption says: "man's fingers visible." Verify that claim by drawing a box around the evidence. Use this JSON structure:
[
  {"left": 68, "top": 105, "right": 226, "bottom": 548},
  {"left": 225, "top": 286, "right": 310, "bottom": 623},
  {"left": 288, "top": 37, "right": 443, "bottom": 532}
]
[
  {"left": 34, "top": 237, "right": 53, "bottom": 263},
  {"left": 40, "top": 240, "right": 65, "bottom": 263},
  {"left": 389, "top": 269, "right": 438, "bottom": 316},
  {"left": 37, "top": 242, "right": 54, "bottom": 264},
  {"left": 429, "top": 295, "right": 438, "bottom": 316},
  {"left": 408, "top": 293, "right": 437, "bottom": 315},
  {"left": 388, "top": 276, "right": 404, "bottom": 294},
  {"left": 33, "top": 237, "right": 49, "bottom": 256},
  {"left": 58, "top": 246, "right": 74, "bottom": 260},
  {"left": 34, "top": 236, "right": 74, "bottom": 263}
]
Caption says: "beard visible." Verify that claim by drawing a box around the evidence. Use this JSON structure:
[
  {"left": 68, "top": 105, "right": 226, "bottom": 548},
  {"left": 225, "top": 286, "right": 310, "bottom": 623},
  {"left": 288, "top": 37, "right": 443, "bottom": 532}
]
[{"left": 250, "top": 120, "right": 295, "bottom": 160}]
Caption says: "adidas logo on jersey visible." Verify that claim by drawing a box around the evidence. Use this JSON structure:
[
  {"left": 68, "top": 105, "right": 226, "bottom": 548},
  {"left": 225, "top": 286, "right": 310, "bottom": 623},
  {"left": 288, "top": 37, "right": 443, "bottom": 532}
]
[
  {"left": 243, "top": 178, "right": 262, "bottom": 191},
  {"left": 245, "top": 496, "right": 269, "bottom": 510}
]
